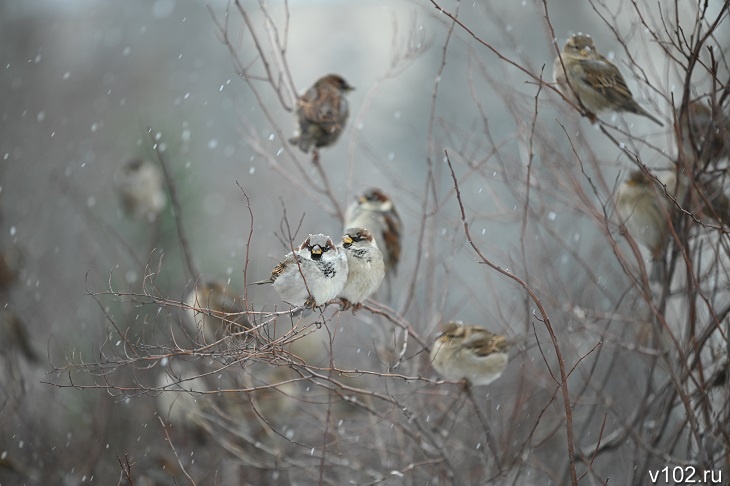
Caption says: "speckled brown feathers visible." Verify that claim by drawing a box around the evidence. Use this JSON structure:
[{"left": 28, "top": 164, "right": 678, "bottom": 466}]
[
  {"left": 289, "top": 74, "right": 354, "bottom": 154},
  {"left": 554, "top": 34, "right": 663, "bottom": 126}
]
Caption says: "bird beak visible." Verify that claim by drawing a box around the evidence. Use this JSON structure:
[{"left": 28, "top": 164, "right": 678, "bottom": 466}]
[
  {"left": 581, "top": 46, "right": 592, "bottom": 55},
  {"left": 357, "top": 195, "right": 367, "bottom": 204},
  {"left": 342, "top": 235, "right": 353, "bottom": 246},
  {"left": 311, "top": 245, "right": 323, "bottom": 255}
]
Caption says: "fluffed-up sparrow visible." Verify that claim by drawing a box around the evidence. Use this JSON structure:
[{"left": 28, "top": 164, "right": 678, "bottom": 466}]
[
  {"left": 615, "top": 168, "right": 686, "bottom": 260},
  {"left": 554, "top": 34, "right": 663, "bottom": 126},
  {"left": 337, "top": 228, "right": 385, "bottom": 309},
  {"left": 430, "top": 322, "right": 510, "bottom": 386},
  {"left": 115, "top": 158, "right": 167, "bottom": 222},
  {"left": 289, "top": 74, "right": 354, "bottom": 155},
  {"left": 252, "top": 234, "right": 348, "bottom": 307},
  {"left": 344, "top": 188, "right": 402, "bottom": 279},
  {"left": 184, "top": 278, "right": 249, "bottom": 343}
]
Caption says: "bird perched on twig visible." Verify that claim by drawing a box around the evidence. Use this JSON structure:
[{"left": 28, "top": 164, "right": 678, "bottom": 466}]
[
  {"left": 615, "top": 168, "right": 687, "bottom": 280},
  {"left": 252, "top": 234, "right": 348, "bottom": 308},
  {"left": 337, "top": 228, "right": 385, "bottom": 310},
  {"left": 184, "top": 279, "right": 249, "bottom": 344},
  {"left": 344, "top": 189, "right": 402, "bottom": 281},
  {"left": 289, "top": 74, "right": 354, "bottom": 159},
  {"left": 430, "top": 322, "right": 510, "bottom": 386},
  {"left": 553, "top": 33, "right": 663, "bottom": 126},
  {"left": 115, "top": 158, "right": 167, "bottom": 222}
]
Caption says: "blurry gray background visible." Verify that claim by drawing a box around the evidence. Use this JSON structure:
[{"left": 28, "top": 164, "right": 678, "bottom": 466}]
[{"left": 1, "top": 0, "right": 726, "bottom": 484}]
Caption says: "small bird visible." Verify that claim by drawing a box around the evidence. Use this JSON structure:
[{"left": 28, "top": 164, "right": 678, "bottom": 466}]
[
  {"left": 252, "top": 234, "right": 348, "bottom": 307},
  {"left": 184, "top": 279, "right": 249, "bottom": 344},
  {"left": 344, "top": 189, "right": 402, "bottom": 279},
  {"left": 0, "top": 309, "right": 38, "bottom": 363},
  {"left": 337, "top": 228, "right": 385, "bottom": 310},
  {"left": 678, "top": 100, "right": 730, "bottom": 168},
  {"left": 615, "top": 169, "right": 686, "bottom": 263},
  {"left": 289, "top": 74, "right": 354, "bottom": 155},
  {"left": 430, "top": 322, "right": 510, "bottom": 386},
  {"left": 115, "top": 158, "right": 167, "bottom": 222},
  {"left": 553, "top": 34, "right": 663, "bottom": 126}
]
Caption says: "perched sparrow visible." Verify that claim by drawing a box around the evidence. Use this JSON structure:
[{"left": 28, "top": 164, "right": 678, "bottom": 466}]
[
  {"left": 252, "top": 234, "right": 348, "bottom": 307},
  {"left": 115, "top": 158, "right": 167, "bottom": 221},
  {"left": 678, "top": 100, "right": 730, "bottom": 167},
  {"left": 615, "top": 169, "right": 686, "bottom": 260},
  {"left": 184, "top": 279, "right": 249, "bottom": 343},
  {"left": 289, "top": 74, "right": 354, "bottom": 154},
  {"left": 553, "top": 34, "right": 663, "bottom": 126},
  {"left": 344, "top": 189, "right": 402, "bottom": 278},
  {"left": 430, "top": 322, "right": 510, "bottom": 386},
  {"left": 337, "top": 228, "right": 385, "bottom": 309},
  {"left": 0, "top": 309, "right": 38, "bottom": 363}
]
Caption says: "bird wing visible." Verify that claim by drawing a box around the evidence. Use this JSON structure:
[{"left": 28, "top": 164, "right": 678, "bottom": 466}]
[{"left": 581, "top": 58, "right": 634, "bottom": 102}]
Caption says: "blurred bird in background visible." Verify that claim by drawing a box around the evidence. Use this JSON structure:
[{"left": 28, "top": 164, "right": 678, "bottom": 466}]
[
  {"left": 615, "top": 168, "right": 687, "bottom": 281},
  {"left": 345, "top": 189, "right": 402, "bottom": 294},
  {"left": 184, "top": 278, "right": 249, "bottom": 344},
  {"left": 677, "top": 100, "right": 730, "bottom": 169},
  {"left": 115, "top": 158, "right": 167, "bottom": 222}
]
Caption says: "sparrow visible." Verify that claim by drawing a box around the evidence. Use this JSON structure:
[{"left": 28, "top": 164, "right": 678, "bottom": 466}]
[
  {"left": 252, "top": 234, "right": 348, "bottom": 307},
  {"left": 337, "top": 228, "right": 385, "bottom": 309},
  {"left": 678, "top": 100, "right": 730, "bottom": 168},
  {"left": 184, "top": 279, "right": 249, "bottom": 343},
  {"left": 289, "top": 74, "right": 354, "bottom": 155},
  {"left": 344, "top": 188, "right": 402, "bottom": 279},
  {"left": 115, "top": 158, "right": 167, "bottom": 222},
  {"left": 0, "top": 309, "right": 39, "bottom": 363},
  {"left": 430, "top": 322, "right": 510, "bottom": 386},
  {"left": 615, "top": 168, "right": 686, "bottom": 261},
  {"left": 553, "top": 34, "right": 663, "bottom": 126}
]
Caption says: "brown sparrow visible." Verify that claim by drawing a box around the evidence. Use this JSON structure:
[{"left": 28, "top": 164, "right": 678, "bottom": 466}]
[
  {"left": 289, "top": 74, "right": 354, "bottom": 154},
  {"left": 615, "top": 169, "right": 686, "bottom": 260},
  {"left": 344, "top": 189, "right": 402, "bottom": 279},
  {"left": 553, "top": 34, "right": 663, "bottom": 126},
  {"left": 678, "top": 100, "right": 730, "bottom": 168},
  {"left": 0, "top": 309, "right": 38, "bottom": 363},
  {"left": 430, "top": 322, "right": 510, "bottom": 386},
  {"left": 115, "top": 158, "right": 167, "bottom": 221},
  {"left": 252, "top": 234, "right": 348, "bottom": 307},
  {"left": 184, "top": 279, "right": 249, "bottom": 343},
  {"left": 337, "top": 228, "right": 385, "bottom": 309}
]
